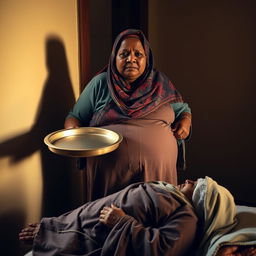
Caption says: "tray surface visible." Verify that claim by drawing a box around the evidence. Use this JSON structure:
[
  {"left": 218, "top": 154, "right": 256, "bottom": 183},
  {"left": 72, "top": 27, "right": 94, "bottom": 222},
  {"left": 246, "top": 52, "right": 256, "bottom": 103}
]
[{"left": 44, "top": 127, "right": 123, "bottom": 157}]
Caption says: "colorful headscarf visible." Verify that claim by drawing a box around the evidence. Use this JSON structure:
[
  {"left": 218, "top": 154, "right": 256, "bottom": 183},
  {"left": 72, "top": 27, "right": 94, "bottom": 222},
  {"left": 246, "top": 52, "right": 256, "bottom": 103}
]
[{"left": 90, "top": 29, "right": 183, "bottom": 126}]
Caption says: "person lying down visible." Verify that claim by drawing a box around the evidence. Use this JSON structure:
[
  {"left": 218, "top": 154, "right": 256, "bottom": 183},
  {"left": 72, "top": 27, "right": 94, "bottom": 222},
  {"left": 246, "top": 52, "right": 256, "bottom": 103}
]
[{"left": 19, "top": 177, "right": 256, "bottom": 256}]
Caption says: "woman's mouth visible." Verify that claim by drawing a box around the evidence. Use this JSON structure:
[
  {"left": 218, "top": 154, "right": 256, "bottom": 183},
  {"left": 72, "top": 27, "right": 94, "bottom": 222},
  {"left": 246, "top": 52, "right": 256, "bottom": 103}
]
[{"left": 124, "top": 66, "right": 138, "bottom": 70}]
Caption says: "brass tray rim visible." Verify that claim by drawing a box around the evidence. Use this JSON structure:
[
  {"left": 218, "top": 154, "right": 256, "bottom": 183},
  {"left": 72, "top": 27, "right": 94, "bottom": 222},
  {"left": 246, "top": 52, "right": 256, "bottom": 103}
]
[{"left": 44, "top": 127, "right": 123, "bottom": 157}]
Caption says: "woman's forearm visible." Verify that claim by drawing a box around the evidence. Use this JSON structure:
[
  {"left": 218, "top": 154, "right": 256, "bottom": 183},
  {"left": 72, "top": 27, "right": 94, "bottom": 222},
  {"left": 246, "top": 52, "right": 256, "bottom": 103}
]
[{"left": 64, "top": 117, "right": 82, "bottom": 129}]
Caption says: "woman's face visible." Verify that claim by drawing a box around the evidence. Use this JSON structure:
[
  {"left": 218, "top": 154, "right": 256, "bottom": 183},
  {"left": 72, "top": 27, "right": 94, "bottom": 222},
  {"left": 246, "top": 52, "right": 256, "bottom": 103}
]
[
  {"left": 177, "top": 180, "right": 197, "bottom": 201},
  {"left": 115, "top": 37, "right": 147, "bottom": 83}
]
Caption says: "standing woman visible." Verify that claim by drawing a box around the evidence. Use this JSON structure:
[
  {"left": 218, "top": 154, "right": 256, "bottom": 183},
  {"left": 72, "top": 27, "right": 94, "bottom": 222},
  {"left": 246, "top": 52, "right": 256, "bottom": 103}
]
[{"left": 65, "top": 29, "right": 192, "bottom": 201}]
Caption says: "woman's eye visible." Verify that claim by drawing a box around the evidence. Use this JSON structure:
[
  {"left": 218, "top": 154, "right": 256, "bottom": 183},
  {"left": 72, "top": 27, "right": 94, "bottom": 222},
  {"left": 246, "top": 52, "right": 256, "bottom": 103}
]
[
  {"left": 119, "top": 52, "right": 129, "bottom": 58},
  {"left": 135, "top": 52, "right": 143, "bottom": 57}
]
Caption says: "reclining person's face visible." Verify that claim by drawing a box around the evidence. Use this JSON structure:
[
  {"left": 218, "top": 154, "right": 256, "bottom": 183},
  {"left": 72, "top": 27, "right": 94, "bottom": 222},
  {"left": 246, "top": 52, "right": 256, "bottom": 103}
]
[{"left": 177, "top": 180, "right": 197, "bottom": 201}]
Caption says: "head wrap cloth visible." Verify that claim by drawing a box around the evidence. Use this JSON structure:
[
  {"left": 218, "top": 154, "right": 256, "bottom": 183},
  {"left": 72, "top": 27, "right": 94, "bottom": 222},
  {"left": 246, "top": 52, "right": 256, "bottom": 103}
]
[
  {"left": 150, "top": 177, "right": 239, "bottom": 256},
  {"left": 90, "top": 29, "right": 183, "bottom": 126},
  {"left": 192, "top": 177, "right": 237, "bottom": 256}
]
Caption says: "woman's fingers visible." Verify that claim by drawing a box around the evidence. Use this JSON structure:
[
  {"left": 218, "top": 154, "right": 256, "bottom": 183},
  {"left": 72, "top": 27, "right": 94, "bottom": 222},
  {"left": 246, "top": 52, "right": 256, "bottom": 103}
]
[
  {"left": 174, "top": 128, "right": 189, "bottom": 139},
  {"left": 19, "top": 223, "right": 40, "bottom": 243},
  {"left": 172, "top": 117, "right": 191, "bottom": 139},
  {"left": 100, "top": 206, "right": 111, "bottom": 214},
  {"left": 99, "top": 206, "right": 112, "bottom": 223},
  {"left": 172, "top": 120, "right": 190, "bottom": 139},
  {"left": 99, "top": 205, "right": 125, "bottom": 227}
]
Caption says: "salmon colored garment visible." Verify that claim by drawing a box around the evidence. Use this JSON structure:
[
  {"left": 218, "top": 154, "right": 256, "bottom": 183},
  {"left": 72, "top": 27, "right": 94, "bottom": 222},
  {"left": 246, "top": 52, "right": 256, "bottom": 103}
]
[{"left": 85, "top": 104, "right": 177, "bottom": 201}]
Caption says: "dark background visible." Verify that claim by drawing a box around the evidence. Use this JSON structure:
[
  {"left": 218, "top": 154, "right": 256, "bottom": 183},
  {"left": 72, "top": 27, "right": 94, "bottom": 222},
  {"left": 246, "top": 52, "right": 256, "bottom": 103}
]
[
  {"left": 1, "top": 1, "right": 255, "bottom": 255},
  {"left": 83, "top": 0, "right": 256, "bottom": 205}
]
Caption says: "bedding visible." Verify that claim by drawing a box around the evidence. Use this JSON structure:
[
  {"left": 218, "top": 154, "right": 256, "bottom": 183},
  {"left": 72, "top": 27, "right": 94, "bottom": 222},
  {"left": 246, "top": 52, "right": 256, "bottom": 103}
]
[{"left": 206, "top": 205, "right": 256, "bottom": 256}]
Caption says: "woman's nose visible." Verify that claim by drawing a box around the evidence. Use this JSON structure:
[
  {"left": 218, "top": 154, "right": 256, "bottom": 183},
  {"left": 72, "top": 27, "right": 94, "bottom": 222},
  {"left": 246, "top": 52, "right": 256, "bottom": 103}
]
[
  {"left": 185, "top": 180, "right": 195, "bottom": 185},
  {"left": 126, "top": 53, "right": 136, "bottom": 62}
]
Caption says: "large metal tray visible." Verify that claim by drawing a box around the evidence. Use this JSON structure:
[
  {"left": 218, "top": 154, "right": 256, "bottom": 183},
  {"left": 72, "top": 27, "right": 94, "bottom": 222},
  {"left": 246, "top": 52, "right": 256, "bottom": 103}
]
[{"left": 44, "top": 127, "right": 123, "bottom": 157}]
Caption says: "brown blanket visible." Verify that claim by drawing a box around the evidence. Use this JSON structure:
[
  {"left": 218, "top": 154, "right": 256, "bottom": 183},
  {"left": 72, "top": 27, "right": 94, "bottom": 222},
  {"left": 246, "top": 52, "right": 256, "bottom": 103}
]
[{"left": 33, "top": 183, "right": 198, "bottom": 256}]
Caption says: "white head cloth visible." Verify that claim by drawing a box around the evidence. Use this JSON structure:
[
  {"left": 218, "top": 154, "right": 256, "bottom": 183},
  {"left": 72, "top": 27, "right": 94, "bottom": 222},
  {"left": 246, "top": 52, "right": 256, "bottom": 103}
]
[{"left": 192, "top": 176, "right": 237, "bottom": 256}]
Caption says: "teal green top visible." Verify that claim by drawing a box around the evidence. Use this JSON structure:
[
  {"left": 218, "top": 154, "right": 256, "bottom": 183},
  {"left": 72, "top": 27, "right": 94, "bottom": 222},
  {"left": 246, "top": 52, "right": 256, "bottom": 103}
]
[{"left": 67, "top": 72, "right": 191, "bottom": 126}]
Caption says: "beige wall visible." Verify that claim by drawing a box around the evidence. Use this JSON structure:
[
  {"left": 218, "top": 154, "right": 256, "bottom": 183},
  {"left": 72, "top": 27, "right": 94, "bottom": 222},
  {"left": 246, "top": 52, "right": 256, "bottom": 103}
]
[
  {"left": 149, "top": 0, "right": 256, "bottom": 204},
  {"left": 0, "top": 0, "right": 80, "bottom": 254}
]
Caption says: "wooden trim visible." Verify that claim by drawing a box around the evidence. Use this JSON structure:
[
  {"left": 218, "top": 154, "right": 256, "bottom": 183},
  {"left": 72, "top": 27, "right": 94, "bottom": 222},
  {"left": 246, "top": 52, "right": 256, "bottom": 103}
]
[{"left": 77, "top": 0, "right": 90, "bottom": 92}]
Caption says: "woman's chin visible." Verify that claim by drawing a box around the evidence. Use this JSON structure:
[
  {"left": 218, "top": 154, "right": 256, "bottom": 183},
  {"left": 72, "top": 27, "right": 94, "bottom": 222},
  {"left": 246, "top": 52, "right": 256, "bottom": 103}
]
[{"left": 124, "top": 74, "right": 140, "bottom": 83}]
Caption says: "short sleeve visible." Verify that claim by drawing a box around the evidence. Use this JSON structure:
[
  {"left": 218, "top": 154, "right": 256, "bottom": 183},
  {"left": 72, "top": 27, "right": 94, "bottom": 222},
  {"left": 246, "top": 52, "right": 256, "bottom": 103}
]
[{"left": 66, "top": 73, "right": 111, "bottom": 126}]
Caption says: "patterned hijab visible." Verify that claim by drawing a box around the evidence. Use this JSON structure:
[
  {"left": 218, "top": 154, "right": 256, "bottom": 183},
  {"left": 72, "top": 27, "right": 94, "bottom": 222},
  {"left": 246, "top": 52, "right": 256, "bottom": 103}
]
[{"left": 90, "top": 29, "right": 183, "bottom": 126}]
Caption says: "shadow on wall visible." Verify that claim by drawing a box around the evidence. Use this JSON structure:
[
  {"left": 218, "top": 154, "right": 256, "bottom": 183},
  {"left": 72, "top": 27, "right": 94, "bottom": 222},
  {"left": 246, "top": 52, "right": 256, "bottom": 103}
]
[{"left": 0, "top": 36, "right": 78, "bottom": 255}]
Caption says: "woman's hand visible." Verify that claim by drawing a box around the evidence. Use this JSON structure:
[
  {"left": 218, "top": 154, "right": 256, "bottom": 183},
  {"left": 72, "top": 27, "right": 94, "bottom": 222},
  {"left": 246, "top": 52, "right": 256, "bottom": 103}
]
[
  {"left": 19, "top": 223, "right": 40, "bottom": 244},
  {"left": 217, "top": 246, "right": 256, "bottom": 256},
  {"left": 99, "top": 204, "right": 126, "bottom": 228},
  {"left": 172, "top": 115, "right": 191, "bottom": 140},
  {"left": 64, "top": 117, "right": 81, "bottom": 129}
]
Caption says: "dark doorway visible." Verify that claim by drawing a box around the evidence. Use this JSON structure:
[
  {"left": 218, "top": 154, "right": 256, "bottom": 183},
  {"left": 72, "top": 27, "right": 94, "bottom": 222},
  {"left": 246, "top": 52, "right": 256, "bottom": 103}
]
[{"left": 112, "top": 0, "right": 148, "bottom": 41}]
